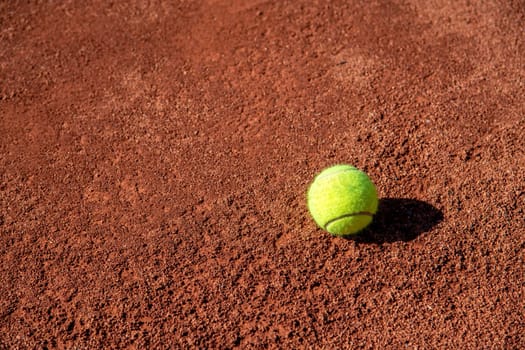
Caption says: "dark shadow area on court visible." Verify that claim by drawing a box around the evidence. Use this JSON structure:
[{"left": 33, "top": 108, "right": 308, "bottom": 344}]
[{"left": 350, "top": 198, "right": 444, "bottom": 244}]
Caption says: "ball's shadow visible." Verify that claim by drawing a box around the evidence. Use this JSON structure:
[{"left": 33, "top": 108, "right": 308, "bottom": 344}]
[{"left": 350, "top": 198, "right": 443, "bottom": 244}]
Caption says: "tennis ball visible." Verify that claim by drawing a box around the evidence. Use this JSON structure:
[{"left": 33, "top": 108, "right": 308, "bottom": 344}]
[{"left": 307, "top": 164, "right": 378, "bottom": 236}]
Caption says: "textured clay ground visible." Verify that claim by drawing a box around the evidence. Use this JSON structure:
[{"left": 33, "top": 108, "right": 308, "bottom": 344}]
[{"left": 1, "top": 1, "right": 524, "bottom": 348}]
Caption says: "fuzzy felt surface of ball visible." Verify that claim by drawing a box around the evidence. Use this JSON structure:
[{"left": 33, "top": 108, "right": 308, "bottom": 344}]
[{"left": 307, "top": 164, "right": 378, "bottom": 236}]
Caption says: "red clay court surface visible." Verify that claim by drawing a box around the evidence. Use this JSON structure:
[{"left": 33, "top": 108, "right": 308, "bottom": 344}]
[{"left": 1, "top": 1, "right": 524, "bottom": 348}]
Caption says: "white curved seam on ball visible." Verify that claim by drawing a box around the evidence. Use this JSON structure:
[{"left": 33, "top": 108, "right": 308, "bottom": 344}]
[{"left": 323, "top": 211, "right": 374, "bottom": 230}]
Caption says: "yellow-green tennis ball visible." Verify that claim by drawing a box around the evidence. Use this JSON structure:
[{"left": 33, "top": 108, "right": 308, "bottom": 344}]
[{"left": 307, "top": 164, "right": 378, "bottom": 236}]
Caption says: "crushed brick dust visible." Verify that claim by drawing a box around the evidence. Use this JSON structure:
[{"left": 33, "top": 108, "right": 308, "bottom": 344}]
[{"left": 1, "top": 1, "right": 524, "bottom": 348}]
